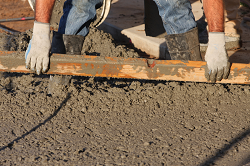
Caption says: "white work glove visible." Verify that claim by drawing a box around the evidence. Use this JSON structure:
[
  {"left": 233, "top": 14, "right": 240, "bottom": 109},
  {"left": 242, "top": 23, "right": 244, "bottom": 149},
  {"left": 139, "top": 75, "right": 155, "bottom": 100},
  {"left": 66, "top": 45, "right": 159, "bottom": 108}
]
[
  {"left": 25, "top": 21, "right": 51, "bottom": 75},
  {"left": 205, "top": 32, "right": 231, "bottom": 82}
]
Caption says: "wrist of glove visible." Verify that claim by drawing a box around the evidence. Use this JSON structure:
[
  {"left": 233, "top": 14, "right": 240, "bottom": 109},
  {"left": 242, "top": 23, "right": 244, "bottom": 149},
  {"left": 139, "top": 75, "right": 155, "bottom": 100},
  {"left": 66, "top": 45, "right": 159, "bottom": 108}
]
[
  {"left": 25, "top": 21, "right": 51, "bottom": 75},
  {"left": 205, "top": 32, "right": 231, "bottom": 82}
]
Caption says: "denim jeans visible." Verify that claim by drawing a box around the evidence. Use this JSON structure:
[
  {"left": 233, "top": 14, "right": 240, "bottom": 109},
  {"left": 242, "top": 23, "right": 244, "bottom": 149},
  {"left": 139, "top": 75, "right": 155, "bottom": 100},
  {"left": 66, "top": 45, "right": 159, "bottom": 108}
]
[
  {"left": 153, "top": 0, "right": 197, "bottom": 34},
  {"left": 58, "top": 0, "right": 103, "bottom": 36},
  {"left": 58, "top": 0, "right": 196, "bottom": 36}
]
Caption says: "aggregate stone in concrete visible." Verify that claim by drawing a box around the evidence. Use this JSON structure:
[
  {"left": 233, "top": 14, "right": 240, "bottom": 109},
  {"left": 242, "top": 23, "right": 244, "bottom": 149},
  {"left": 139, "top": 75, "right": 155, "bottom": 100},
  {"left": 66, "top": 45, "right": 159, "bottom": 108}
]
[
  {"left": 0, "top": 73, "right": 250, "bottom": 166},
  {"left": 1, "top": 0, "right": 250, "bottom": 165}
]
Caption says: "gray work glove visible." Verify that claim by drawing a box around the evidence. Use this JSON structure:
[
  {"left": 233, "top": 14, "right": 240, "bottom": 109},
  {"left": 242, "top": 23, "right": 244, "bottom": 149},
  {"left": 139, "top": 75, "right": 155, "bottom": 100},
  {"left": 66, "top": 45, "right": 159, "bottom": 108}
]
[
  {"left": 25, "top": 21, "right": 51, "bottom": 75},
  {"left": 205, "top": 32, "right": 231, "bottom": 82}
]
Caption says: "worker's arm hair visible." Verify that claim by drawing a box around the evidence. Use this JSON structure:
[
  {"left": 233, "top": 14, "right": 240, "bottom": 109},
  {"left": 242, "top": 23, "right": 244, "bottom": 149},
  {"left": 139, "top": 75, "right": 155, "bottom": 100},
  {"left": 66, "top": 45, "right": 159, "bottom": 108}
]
[
  {"left": 203, "top": 0, "right": 224, "bottom": 32},
  {"left": 35, "top": 0, "right": 56, "bottom": 23}
]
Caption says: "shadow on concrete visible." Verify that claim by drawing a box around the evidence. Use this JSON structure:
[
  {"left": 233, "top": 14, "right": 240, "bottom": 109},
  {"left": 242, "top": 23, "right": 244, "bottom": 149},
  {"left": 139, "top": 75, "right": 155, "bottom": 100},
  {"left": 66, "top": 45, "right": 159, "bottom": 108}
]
[
  {"left": 0, "top": 93, "right": 71, "bottom": 152},
  {"left": 229, "top": 50, "right": 250, "bottom": 64},
  {"left": 240, "top": 154, "right": 250, "bottom": 166},
  {"left": 0, "top": 24, "right": 20, "bottom": 35},
  {"left": 199, "top": 127, "right": 250, "bottom": 166}
]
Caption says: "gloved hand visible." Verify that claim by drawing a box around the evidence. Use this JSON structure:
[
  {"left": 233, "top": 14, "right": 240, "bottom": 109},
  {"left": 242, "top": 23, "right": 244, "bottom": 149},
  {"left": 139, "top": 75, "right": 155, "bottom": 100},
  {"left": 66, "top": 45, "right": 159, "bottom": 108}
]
[
  {"left": 205, "top": 32, "right": 231, "bottom": 82},
  {"left": 25, "top": 21, "right": 51, "bottom": 75}
]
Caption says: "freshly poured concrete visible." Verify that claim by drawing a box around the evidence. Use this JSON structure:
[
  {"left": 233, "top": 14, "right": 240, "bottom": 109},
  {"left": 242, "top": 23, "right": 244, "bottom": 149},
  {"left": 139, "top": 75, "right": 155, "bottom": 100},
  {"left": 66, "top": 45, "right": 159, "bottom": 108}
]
[{"left": 1, "top": 1, "right": 250, "bottom": 166}]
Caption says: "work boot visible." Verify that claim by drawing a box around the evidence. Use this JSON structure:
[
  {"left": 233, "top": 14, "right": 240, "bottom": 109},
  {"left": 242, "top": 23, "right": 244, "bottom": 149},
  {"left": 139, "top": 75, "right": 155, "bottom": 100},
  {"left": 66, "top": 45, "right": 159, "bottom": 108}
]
[
  {"left": 165, "top": 27, "right": 202, "bottom": 61},
  {"left": 93, "top": 0, "right": 112, "bottom": 27},
  {"left": 49, "top": 31, "right": 85, "bottom": 96},
  {"left": 51, "top": 31, "right": 85, "bottom": 55},
  {"left": 28, "top": 0, "right": 35, "bottom": 11}
]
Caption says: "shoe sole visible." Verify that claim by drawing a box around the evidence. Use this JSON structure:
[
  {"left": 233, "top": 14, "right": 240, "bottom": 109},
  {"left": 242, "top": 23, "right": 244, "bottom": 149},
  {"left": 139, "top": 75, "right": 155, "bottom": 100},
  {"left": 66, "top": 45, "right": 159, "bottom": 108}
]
[{"left": 93, "top": 0, "right": 112, "bottom": 27}]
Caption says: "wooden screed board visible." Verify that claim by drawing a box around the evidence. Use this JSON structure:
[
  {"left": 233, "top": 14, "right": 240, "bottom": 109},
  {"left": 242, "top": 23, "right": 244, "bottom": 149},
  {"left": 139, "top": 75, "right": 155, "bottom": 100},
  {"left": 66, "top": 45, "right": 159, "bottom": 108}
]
[{"left": 0, "top": 51, "right": 250, "bottom": 84}]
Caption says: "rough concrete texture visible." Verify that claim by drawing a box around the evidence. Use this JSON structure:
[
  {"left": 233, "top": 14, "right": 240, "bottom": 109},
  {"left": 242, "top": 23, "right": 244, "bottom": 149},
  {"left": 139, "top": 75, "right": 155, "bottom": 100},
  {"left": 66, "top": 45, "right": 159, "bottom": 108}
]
[
  {"left": 82, "top": 28, "right": 140, "bottom": 58},
  {"left": 0, "top": 27, "right": 140, "bottom": 58},
  {"left": 0, "top": 30, "right": 32, "bottom": 52},
  {"left": 1, "top": 0, "right": 250, "bottom": 166},
  {"left": 1, "top": 73, "right": 250, "bottom": 166}
]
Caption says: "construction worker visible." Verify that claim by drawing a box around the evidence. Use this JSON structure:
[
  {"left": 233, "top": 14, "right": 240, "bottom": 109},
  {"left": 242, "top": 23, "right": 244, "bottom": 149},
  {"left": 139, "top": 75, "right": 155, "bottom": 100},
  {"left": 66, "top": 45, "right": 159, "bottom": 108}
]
[{"left": 25, "top": 0, "right": 230, "bottom": 82}]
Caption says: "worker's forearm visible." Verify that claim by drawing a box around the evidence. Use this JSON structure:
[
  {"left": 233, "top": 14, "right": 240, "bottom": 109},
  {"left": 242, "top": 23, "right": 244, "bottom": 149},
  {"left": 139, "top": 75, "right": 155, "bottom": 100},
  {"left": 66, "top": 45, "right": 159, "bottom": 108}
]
[
  {"left": 203, "top": 0, "right": 224, "bottom": 32},
  {"left": 35, "top": 0, "right": 56, "bottom": 23}
]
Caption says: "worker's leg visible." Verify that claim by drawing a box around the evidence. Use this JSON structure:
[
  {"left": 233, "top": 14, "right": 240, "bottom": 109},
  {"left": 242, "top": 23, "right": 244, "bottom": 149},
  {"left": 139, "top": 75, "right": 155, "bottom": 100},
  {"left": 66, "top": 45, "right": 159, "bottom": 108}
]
[
  {"left": 153, "top": 0, "right": 196, "bottom": 34},
  {"left": 53, "top": 0, "right": 102, "bottom": 54},
  {"left": 53, "top": 0, "right": 102, "bottom": 55},
  {"left": 51, "top": 0, "right": 104, "bottom": 93},
  {"left": 224, "top": 0, "right": 241, "bottom": 37},
  {"left": 58, "top": 0, "right": 103, "bottom": 36},
  {"left": 154, "top": 0, "right": 201, "bottom": 60}
]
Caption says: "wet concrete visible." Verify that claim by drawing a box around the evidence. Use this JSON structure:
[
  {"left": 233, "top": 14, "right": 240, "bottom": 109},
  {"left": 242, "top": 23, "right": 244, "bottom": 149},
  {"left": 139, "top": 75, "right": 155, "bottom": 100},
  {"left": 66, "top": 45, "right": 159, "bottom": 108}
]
[
  {"left": 1, "top": 1, "right": 250, "bottom": 166},
  {"left": 0, "top": 25, "right": 140, "bottom": 59},
  {"left": 1, "top": 73, "right": 250, "bottom": 166}
]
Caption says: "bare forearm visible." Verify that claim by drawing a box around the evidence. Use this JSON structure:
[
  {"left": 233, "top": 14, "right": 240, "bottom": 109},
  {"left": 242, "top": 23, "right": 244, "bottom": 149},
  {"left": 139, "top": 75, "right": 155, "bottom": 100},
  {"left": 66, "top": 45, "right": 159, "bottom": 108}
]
[
  {"left": 203, "top": 0, "right": 224, "bottom": 32},
  {"left": 35, "top": 0, "right": 56, "bottom": 23}
]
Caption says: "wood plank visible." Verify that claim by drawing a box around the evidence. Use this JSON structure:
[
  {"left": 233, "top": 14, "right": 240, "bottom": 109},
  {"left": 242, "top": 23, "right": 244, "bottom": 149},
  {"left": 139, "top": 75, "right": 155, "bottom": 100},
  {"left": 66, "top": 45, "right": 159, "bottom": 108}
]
[{"left": 0, "top": 51, "right": 250, "bottom": 84}]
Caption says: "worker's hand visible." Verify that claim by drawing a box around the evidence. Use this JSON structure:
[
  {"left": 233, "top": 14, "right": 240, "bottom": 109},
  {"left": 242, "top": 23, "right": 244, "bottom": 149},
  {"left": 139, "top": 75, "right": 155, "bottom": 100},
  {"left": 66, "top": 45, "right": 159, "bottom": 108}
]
[
  {"left": 205, "top": 32, "right": 230, "bottom": 82},
  {"left": 25, "top": 21, "right": 51, "bottom": 75}
]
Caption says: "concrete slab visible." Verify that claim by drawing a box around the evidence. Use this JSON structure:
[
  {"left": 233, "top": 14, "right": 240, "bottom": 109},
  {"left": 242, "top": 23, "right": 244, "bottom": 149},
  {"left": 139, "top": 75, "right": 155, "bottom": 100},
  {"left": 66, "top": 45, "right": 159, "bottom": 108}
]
[{"left": 98, "top": 0, "right": 241, "bottom": 59}]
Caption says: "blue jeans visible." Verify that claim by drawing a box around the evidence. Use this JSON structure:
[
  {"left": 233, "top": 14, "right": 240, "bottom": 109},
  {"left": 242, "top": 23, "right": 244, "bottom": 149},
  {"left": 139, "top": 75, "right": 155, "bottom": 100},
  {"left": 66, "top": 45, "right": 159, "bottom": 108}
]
[
  {"left": 153, "top": 0, "right": 197, "bottom": 34},
  {"left": 58, "top": 0, "right": 103, "bottom": 36},
  {"left": 58, "top": 0, "right": 196, "bottom": 36}
]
